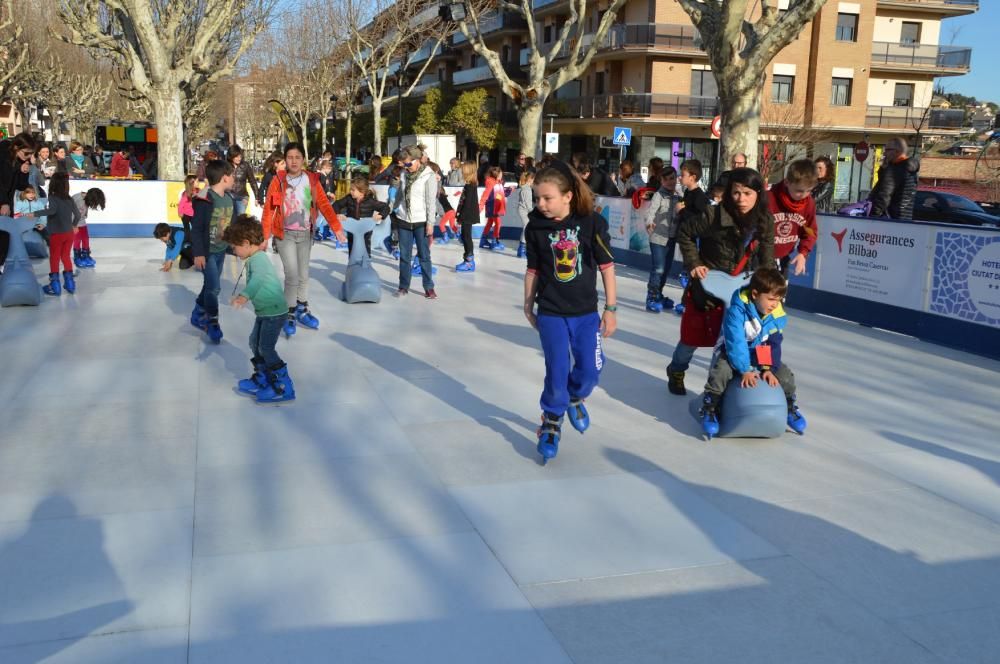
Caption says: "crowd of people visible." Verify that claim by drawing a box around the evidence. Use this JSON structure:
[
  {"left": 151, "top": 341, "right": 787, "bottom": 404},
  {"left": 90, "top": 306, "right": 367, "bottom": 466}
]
[{"left": 2, "top": 129, "right": 921, "bottom": 462}]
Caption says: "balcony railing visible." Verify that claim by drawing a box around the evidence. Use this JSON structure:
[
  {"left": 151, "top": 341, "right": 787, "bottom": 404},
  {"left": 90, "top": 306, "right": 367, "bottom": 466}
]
[
  {"left": 549, "top": 93, "right": 719, "bottom": 120},
  {"left": 520, "top": 23, "right": 703, "bottom": 66},
  {"left": 453, "top": 12, "right": 528, "bottom": 44},
  {"left": 876, "top": 0, "right": 978, "bottom": 13},
  {"left": 866, "top": 105, "right": 965, "bottom": 130},
  {"left": 871, "top": 42, "right": 972, "bottom": 70}
]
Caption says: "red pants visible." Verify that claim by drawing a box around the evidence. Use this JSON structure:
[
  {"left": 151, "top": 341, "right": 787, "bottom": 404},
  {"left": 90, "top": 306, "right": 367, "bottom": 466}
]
[
  {"left": 73, "top": 225, "right": 91, "bottom": 250},
  {"left": 49, "top": 232, "right": 73, "bottom": 273},
  {"left": 438, "top": 210, "right": 457, "bottom": 235},
  {"left": 482, "top": 216, "right": 502, "bottom": 239}
]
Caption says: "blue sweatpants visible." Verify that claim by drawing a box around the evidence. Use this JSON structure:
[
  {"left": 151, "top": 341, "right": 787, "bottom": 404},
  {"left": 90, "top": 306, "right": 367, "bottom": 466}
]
[{"left": 536, "top": 312, "right": 604, "bottom": 417}]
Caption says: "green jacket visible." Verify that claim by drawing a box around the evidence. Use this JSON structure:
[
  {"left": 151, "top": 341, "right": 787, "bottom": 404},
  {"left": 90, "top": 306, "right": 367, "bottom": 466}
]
[{"left": 241, "top": 251, "right": 287, "bottom": 317}]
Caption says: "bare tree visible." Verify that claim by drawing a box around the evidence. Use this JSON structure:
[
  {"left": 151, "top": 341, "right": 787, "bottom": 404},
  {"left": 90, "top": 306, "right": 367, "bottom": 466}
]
[
  {"left": 57, "top": 0, "right": 276, "bottom": 180},
  {"left": 676, "top": 0, "right": 827, "bottom": 167},
  {"left": 343, "top": 0, "right": 450, "bottom": 154},
  {"left": 453, "top": 0, "right": 629, "bottom": 158},
  {"left": 758, "top": 102, "right": 833, "bottom": 183},
  {"left": 0, "top": 0, "right": 29, "bottom": 104}
]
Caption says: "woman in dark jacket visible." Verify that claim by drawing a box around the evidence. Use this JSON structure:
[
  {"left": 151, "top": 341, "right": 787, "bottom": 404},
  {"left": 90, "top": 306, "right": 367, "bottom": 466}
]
[
  {"left": 667, "top": 167, "right": 776, "bottom": 396},
  {"left": 227, "top": 145, "right": 259, "bottom": 216},
  {"left": 812, "top": 156, "right": 836, "bottom": 214},
  {"left": 256, "top": 151, "right": 284, "bottom": 207},
  {"left": 0, "top": 133, "right": 38, "bottom": 267},
  {"left": 332, "top": 176, "right": 390, "bottom": 257}
]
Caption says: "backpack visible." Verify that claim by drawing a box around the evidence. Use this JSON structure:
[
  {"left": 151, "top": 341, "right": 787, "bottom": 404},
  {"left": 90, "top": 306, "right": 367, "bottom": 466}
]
[{"left": 486, "top": 183, "right": 506, "bottom": 218}]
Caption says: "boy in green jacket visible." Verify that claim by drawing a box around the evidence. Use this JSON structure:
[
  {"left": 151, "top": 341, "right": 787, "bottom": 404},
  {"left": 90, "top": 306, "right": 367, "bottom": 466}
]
[{"left": 223, "top": 215, "right": 296, "bottom": 403}]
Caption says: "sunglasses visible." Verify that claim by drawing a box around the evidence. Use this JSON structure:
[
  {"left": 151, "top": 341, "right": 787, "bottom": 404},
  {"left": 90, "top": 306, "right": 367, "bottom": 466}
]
[{"left": 403, "top": 161, "right": 414, "bottom": 168}]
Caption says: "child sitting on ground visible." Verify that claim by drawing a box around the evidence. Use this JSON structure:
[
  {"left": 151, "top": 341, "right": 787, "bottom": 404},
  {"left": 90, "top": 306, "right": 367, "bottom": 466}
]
[
  {"left": 223, "top": 215, "right": 296, "bottom": 404},
  {"left": 768, "top": 159, "right": 818, "bottom": 277},
  {"left": 153, "top": 222, "right": 194, "bottom": 271},
  {"left": 699, "top": 266, "right": 806, "bottom": 437}
]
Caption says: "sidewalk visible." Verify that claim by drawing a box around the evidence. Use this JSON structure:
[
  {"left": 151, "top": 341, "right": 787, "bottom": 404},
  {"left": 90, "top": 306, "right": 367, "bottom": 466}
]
[{"left": 1, "top": 238, "right": 998, "bottom": 663}]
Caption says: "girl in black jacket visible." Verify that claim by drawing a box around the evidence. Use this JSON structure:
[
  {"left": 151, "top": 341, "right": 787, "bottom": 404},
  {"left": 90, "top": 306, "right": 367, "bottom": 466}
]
[
  {"left": 332, "top": 177, "right": 390, "bottom": 257},
  {"left": 0, "top": 133, "right": 37, "bottom": 268},
  {"left": 454, "top": 161, "right": 479, "bottom": 272}
]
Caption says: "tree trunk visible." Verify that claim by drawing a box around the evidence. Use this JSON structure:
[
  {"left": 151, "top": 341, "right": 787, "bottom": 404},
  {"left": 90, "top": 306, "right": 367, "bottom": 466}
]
[
  {"left": 345, "top": 109, "right": 353, "bottom": 176},
  {"left": 518, "top": 101, "right": 544, "bottom": 160},
  {"left": 719, "top": 88, "right": 762, "bottom": 171},
  {"left": 149, "top": 86, "right": 185, "bottom": 181},
  {"left": 372, "top": 97, "right": 383, "bottom": 156}
]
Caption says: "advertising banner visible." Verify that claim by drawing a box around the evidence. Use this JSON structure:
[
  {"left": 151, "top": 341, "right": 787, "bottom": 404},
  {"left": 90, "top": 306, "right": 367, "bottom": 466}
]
[
  {"left": 596, "top": 195, "right": 651, "bottom": 254},
  {"left": 815, "top": 217, "right": 931, "bottom": 311},
  {"left": 930, "top": 229, "right": 1000, "bottom": 329}
]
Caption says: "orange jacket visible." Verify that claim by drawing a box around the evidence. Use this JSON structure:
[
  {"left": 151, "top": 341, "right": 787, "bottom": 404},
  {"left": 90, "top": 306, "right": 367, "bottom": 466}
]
[{"left": 260, "top": 170, "right": 342, "bottom": 240}]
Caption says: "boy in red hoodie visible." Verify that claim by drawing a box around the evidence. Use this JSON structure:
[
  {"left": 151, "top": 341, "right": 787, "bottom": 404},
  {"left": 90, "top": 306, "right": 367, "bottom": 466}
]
[{"left": 768, "top": 159, "right": 818, "bottom": 277}]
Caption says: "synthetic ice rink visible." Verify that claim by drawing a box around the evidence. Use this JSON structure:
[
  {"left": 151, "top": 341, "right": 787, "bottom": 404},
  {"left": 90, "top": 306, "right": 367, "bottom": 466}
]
[{"left": 2, "top": 237, "right": 1000, "bottom": 664}]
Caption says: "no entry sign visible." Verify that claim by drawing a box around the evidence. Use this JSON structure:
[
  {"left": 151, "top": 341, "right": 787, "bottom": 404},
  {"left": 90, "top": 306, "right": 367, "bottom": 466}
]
[{"left": 854, "top": 141, "right": 870, "bottom": 163}]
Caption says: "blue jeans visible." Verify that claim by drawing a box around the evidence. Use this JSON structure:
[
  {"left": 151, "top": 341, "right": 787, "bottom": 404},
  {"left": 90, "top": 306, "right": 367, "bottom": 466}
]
[
  {"left": 647, "top": 239, "right": 676, "bottom": 295},
  {"left": 195, "top": 250, "right": 226, "bottom": 317},
  {"left": 537, "top": 312, "right": 604, "bottom": 417},
  {"left": 397, "top": 226, "right": 434, "bottom": 291},
  {"left": 231, "top": 196, "right": 248, "bottom": 217},
  {"left": 668, "top": 342, "right": 698, "bottom": 373},
  {"left": 250, "top": 314, "right": 285, "bottom": 369}
]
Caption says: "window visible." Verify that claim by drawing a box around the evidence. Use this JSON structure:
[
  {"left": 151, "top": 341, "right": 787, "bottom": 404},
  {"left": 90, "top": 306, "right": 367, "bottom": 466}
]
[
  {"left": 900, "top": 22, "right": 921, "bottom": 45},
  {"left": 836, "top": 13, "right": 858, "bottom": 42},
  {"left": 893, "top": 83, "right": 914, "bottom": 107},
  {"left": 544, "top": 25, "right": 552, "bottom": 43},
  {"left": 772, "top": 75, "right": 794, "bottom": 103},
  {"left": 595, "top": 71, "right": 605, "bottom": 95},
  {"left": 690, "top": 70, "right": 718, "bottom": 97},
  {"left": 831, "top": 77, "right": 852, "bottom": 106}
]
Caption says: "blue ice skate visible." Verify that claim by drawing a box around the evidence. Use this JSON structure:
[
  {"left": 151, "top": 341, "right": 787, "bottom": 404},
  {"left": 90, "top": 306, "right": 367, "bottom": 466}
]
[
  {"left": 700, "top": 394, "right": 720, "bottom": 440},
  {"left": 536, "top": 413, "right": 563, "bottom": 465},
  {"left": 659, "top": 295, "right": 674, "bottom": 309},
  {"left": 205, "top": 319, "right": 223, "bottom": 344},
  {"left": 645, "top": 293, "right": 663, "bottom": 313},
  {"left": 479, "top": 236, "right": 493, "bottom": 250},
  {"left": 42, "top": 273, "right": 61, "bottom": 296},
  {"left": 566, "top": 399, "right": 590, "bottom": 433},
  {"left": 787, "top": 403, "right": 807, "bottom": 435},
  {"left": 282, "top": 314, "right": 296, "bottom": 338},
  {"left": 295, "top": 302, "right": 319, "bottom": 329},
  {"left": 516, "top": 242, "right": 526, "bottom": 258},
  {"left": 237, "top": 359, "right": 267, "bottom": 395},
  {"left": 62, "top": 271, "right": 76, "bottom": 294},
  {"left": 256, "top": 366, "right": 296, "bottom": 403},
  {"left": 455, "top": 259, "right": 475, "bottom": 272},
  {"left": 190, "top": 304, "right": 207, "bottom": 329}
]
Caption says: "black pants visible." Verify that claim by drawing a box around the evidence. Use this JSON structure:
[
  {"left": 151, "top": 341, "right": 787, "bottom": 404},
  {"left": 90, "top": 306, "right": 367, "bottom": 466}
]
[
  {"left": 460, "top": 223, "right": 474, "bottom": 260},
  {"left": 347, "top": 231, "right": 372, "bottom": 257}
]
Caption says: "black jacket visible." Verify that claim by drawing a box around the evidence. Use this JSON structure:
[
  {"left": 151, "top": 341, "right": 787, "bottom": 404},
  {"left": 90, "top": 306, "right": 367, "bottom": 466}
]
[
  {"left": 1, "top": 156, "right": 31, "bottom": 209},
  {"left": 231, "top": 161, "right": 260, "bottom": 200},
  {"left": 455, "top": 183, "right": 479, "bottom": 225},
  {"left": 332, "top": 192, "right": 390, "bottom": 220},
  {"left": 678, "top": 204, "right": 775, "bottom": 276},
  {"left": 812, "top": 180, "right": 835, "bottom": 214},
  {"left": 585, "top": 167, "right": 619, "bottom": 197},
  {"left": 869, "top": 156, "right": 919, "bottom": 220},
  {"left": 258, "top": 171, "right": 276, "bottom": 205}
]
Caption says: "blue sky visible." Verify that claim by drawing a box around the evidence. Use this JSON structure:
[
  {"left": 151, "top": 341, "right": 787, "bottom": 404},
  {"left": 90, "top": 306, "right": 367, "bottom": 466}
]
[{"left": 940, "top": 3, "right": 999, "bottom": 101}]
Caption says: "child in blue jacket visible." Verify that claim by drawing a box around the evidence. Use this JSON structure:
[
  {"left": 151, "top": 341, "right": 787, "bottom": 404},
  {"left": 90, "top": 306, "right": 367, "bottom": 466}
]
[{"left": 700, "top": 267, "right": 806, "bottom": 436}]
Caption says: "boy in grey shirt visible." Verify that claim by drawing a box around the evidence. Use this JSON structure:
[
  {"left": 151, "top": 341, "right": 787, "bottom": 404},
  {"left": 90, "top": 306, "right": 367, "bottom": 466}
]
[{"left": 644, "top": 166, "right": 679, "bottom": 312}]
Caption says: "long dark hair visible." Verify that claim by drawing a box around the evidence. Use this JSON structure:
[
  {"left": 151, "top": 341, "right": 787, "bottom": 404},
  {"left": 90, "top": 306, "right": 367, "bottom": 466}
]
[
  {"left": 48, "top": 172, "right": 70, "bottom": 200},
  {"left": 814, "top": 156, "right": 835, "bottom": 183},
  {"left": 9, "top": 132, "right": 37, "bottom": 161},
  {"left": 227, "top": 144, "right": 244, "bottom": 163},
  {"left": 722, "top": 167, "right": 771, "bottom": 236},
  {"left": 262, "top": 151, "right": 283, "bottom": 174}
]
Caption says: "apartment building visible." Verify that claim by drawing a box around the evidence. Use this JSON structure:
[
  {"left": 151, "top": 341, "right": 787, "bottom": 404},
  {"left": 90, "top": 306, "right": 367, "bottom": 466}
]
[{"left": 401, "top": 0, "right": 977, "bottom": 202}]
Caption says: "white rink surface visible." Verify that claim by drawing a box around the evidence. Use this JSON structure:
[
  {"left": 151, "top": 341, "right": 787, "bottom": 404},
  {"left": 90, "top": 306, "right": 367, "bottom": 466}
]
[{"left": 2, "top": 238, "right": 999, "bottom": 663}]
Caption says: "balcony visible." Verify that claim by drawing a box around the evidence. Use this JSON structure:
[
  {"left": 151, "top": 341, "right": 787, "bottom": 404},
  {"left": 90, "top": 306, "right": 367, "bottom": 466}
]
[
  {"left": 453, "top": 11, "right": 528, "bottom": 44},
  {"left": 520, "top": 24, "right": 704, "bottom": 66},
  {"left": 409, "top": 42, "right": 446, "bottom": 65},
  {"left": 875, "top": 0, "right": 977, "bottom": 16},
  {"left": 452, "top": 62, "right": 524, "bottom": 86},
  {"left": 871, "top": 42, "right": 972, "bottom": 74},
  {"left": 866, "top": 105, "right": 965, "bottom": 130},
  {"left": 548, "top": 93, "right": 719, "bottom": 120}
]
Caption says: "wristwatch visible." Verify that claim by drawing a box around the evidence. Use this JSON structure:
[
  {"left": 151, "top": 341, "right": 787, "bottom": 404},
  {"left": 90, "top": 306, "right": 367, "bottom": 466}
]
[{"left": 604, "top": 304, "right": 618, "bottom": 312}]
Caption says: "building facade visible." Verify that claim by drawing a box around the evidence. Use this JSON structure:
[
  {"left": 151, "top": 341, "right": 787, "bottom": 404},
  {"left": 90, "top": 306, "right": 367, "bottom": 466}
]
[{"left": 398, "top": 0, "right": 977, "bottom": 203}]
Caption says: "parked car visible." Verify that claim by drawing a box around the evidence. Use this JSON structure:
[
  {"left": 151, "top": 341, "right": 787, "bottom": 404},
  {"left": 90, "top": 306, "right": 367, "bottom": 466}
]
[{"left": 913, "top": 191, "right": 1000, "bottom": 228}]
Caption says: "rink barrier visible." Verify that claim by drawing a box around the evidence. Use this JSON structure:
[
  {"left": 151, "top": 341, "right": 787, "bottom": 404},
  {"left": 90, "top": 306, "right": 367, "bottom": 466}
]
[{"left": 78, "top": 181, "right": 1000, "bottom": 359}]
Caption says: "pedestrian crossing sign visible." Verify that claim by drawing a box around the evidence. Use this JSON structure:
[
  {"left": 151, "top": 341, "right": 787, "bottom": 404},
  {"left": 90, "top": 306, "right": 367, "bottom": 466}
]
[{"left": 612, "top": 127, "right": 632, "bottom": 146}]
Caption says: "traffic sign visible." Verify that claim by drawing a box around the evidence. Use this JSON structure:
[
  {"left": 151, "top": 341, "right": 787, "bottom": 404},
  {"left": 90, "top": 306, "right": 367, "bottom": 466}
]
[
  {"left": 711, "top": 115, "right": 722, "bottom": 138},
  {"left": 854, "top": 140, "right": 870, "bottom": 163},
  {"left": 545, "top": 132, "right": 559, "bottom": 153},
  {"left": 612, "top": 127, "right": 632, "bottom": 146}
]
